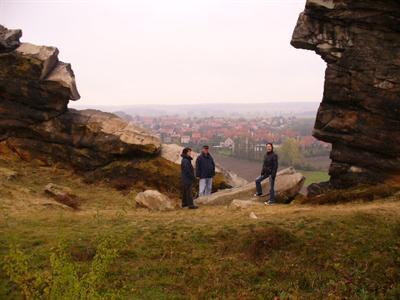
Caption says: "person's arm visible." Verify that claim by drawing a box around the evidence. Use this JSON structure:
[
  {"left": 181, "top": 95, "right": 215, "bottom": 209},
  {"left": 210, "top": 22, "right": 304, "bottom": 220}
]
[
  {"left": 261, "top": 156, "right": 267, "bottom": 175},
  {"left": 195, "top": 156, "right": 201, "bottom": 178},
  {"left": 183, "top": 160, "right": 195, "bottom": 181},
  {"left": 272, "top": 154, "right": 278, "bottom": 178},
  {"left": 211, "top": 156, "right": 216, "bottom": 177}
]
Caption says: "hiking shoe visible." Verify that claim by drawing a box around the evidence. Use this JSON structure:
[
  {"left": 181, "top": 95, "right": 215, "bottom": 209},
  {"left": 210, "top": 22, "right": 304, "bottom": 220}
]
[
  {"left": 189, "top": 205, "right": 198, "bottom": 209},
  {"left": 267, "top": 202, "right": 275, "bottom": 206},
  {"left": 254, "top": 193, "right": 262, "bottom": 197}
]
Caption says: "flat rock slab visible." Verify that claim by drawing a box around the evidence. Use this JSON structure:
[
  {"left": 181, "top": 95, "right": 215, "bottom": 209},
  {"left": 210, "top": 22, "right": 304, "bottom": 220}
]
[{"left": 196, "top": 167, "right": 305, "bottom": 206}]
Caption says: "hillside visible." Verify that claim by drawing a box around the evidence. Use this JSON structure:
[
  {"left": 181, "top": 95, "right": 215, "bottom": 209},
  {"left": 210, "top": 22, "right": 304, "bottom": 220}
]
[{"left": 0, "top": 159, "right": 399, "bottom": 298}]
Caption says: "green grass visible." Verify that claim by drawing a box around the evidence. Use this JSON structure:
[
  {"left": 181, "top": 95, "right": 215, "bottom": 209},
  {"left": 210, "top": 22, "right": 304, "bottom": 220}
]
[
  {"left": 0, "top": 159, "right": 400, "bottom": 299},
  {"left": 1, "top": 202, "right": 400, "bottom": 299},
  {"left": 300, "top": 170, "right": 330, "bottom": 186}
]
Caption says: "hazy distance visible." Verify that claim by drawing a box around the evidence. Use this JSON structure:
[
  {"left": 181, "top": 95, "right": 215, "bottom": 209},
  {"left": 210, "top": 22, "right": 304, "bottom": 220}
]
[
  {"left": 75, "top": 102, "right": 320, "bottom": 118},
  {"left": 1, "top": 0, "right": 326, "bottom": 106}
]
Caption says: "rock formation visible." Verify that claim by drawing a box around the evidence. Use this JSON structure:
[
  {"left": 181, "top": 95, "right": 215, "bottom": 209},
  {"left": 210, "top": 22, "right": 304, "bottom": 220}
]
[
  {"left": 196, "top": 168, "right": 305, "bottom": 206},
  {"left": 291, "top": 1, "right": 400, "bottom": 192},
  {"left": 0, "top": 25, "right": 160, "bottom": 170}
]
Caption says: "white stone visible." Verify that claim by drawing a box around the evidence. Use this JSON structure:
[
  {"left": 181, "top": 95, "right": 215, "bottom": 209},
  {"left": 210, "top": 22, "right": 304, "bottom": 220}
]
[
  {"left": 135, "top": 190, "right": 176, "bottom": 211},
  {"left": 249, "top": 212, "right": 258, "bottom": 219}
]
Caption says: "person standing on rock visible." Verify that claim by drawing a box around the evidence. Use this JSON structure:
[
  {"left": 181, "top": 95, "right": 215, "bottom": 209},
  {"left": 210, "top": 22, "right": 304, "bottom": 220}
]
[
  {"left": 196, "top": 145, "right": 216, "bottom": 197},
  {"left": 254, "top": 143, "right": 278, "bottom": 205},
  {"left": 181, "top": 147, "right": 198, "bottom": 209}
]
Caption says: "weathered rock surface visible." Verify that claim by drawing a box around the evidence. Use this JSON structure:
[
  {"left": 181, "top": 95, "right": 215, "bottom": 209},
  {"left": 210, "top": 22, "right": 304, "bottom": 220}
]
[
  {"left": 196, "top": 168, "right": 305, "bottom": 206},
  {"left": 0, "top": 25, "right": 21, "bottom": 52},
  {"left": 135, "top": 190, "right": 176, "bottom": 211},
  {"left": 44, "top": 183, "right": 80, "bottom": 209},
  {"left": 291, "top": 0, "right": 400, "bottom": 191},
  {"left": 161, "top": 143, "right": 247, "bottom": 187},
  {"left": 0, "top": 25, "right": 161, "bottom": 170}
]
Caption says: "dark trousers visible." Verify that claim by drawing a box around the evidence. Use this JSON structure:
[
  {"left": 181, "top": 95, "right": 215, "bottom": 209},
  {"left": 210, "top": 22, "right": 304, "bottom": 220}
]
[
  {"left": 255, "top": 174, "right": 276, "bottom": 203},
  {"left": 182, "top": 183, "right": 194, "bottom": 207}
]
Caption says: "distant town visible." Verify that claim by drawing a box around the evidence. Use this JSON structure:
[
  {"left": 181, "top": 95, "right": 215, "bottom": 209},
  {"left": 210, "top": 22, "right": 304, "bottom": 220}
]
[{"left": 115, "top": 112, "right": 331, "bottom": 172}]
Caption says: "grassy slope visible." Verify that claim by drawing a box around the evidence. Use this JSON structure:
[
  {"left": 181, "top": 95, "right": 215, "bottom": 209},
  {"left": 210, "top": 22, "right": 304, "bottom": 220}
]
[
  {"left": 300, "top": 170, "right": 330, "bottom": 186},
  {"left": 0, "top": 160, "right": 400, "bottom": 299}
]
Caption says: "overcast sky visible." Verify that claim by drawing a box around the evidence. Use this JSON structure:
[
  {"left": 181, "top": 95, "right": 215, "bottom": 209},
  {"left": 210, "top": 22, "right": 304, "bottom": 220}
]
[{"left": 1, "top": 0, "right": 325, "bottom": 106}]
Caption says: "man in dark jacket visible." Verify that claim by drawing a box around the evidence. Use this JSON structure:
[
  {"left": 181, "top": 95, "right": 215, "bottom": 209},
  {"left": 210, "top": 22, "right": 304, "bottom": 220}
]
[
  {"left": 255, "top": 143, "right": 278, "bottom": 205},
  {"left": 195, "top": 145, "right": 216, "bottom": 197},
  {"left": 181, "top": 147, "right": 198, "bottom": 209}
]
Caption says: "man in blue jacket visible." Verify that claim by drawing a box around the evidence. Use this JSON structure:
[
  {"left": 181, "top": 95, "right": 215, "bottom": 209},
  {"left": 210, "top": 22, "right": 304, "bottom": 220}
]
[
  {"left": 181, "top": 147, "right": 198, "bottom": 209},
  {"left": 195, "top": 145, "right": 216, "bottom": 197},
  {"left": 254, "top": 143, "right": 278, "bottom": 205}
]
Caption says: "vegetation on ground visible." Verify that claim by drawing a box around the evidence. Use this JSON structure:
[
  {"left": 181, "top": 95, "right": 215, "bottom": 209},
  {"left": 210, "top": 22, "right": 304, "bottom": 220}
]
[
  {"left": 300, "top": 170, "right": 330, "bottom": 187},
  {"left": 1, "top": 159, "right": 399, "bottom": 299}
]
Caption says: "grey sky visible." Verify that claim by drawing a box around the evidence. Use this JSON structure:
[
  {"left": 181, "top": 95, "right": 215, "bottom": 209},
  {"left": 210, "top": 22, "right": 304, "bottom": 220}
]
[{"left": 1, "top": 0, "right": 325, "bottom": 106}]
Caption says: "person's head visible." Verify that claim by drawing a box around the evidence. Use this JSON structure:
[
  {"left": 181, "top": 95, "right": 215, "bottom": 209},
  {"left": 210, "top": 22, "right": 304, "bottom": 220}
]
[
  {"left": 266, "top": 143, "right": 273, "bottom": 153},
  {"left": 182, "top": 147, "right": 192, "bottom": 157},
  {"left": 202, "top": 145, "right": 209, "bottom": 155}
]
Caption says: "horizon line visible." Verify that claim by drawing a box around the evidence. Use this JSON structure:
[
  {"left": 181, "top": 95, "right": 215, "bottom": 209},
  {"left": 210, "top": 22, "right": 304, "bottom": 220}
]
[{"left": 70, "top": 100, "right": 320, "bottom": 108}]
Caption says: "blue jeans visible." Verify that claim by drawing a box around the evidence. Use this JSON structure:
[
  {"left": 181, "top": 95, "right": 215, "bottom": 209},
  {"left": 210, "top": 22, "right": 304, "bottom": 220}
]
[
  {"left": 199, "top": 178, "right": 213, "bottom": 197},
  {"left": 255, "top": 174, "right": 276, "bottom": 203}
]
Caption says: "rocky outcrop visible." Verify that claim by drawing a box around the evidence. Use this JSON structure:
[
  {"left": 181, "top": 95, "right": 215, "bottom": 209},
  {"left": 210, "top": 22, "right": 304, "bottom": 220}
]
[
  {"left": 196, "top": 168, "right": 305, "bottom": 206},
  {"left": 0, "top": 25, "right": 161, "bottom": 170},
  {"left": 291, "top": 1, "right": 400, "bottom": 191}
]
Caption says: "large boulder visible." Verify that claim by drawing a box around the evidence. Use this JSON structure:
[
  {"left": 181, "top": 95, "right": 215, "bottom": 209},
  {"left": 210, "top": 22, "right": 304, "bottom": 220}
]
[
  {"left": 135, "top": 190, "right": 176, "bottom": 211},
  {"left": 291, "top": 1, "right": 400, "bottom": 189},
  {"left": 196, "top": 167, "right": 305, "bottom": 206},
  {"left": 0, "top": 109, "right": 161, "bottom": 170},
  {"left": 0, "top": 24, "right": 161, "bottom": 171}
]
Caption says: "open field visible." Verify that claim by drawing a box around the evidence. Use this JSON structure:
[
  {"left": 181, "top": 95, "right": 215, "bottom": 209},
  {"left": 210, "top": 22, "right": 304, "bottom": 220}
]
[
  {"left": 2, "top": 200, "right": 400, "bottom": 299},
  {"left": 300, "top": 170, "right": 330, "bottom": 187}
]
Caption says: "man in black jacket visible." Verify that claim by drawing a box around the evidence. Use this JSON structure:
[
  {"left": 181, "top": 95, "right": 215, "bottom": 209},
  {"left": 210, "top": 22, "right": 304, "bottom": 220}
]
[
  {"left": 255, "top": 143, "right": 278, "bottom": 205},
  {"left": 195, "top": 145, "right": 216, "bottom": 197},
  {"left": 181, "top": 147, "right": 198, "bottom": 209}
]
